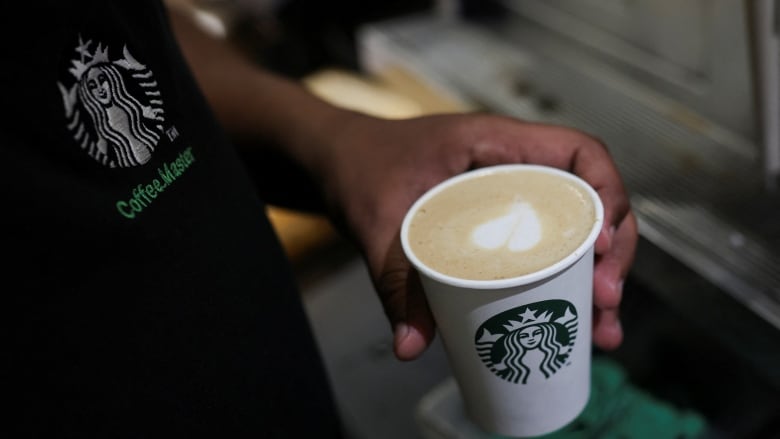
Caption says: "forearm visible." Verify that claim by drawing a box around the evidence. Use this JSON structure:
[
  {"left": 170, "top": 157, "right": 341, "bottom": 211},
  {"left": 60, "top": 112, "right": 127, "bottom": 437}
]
[{"left": 166, "top": 4, "right": 356, "bottom": 188}]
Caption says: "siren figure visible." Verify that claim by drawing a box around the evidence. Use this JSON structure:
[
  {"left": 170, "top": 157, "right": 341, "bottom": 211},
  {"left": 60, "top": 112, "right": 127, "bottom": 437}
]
[
  {"left": 492, "top": 322, "right": 567, "bottom": 384},
  {"left": 58, "top": 37, "right": 165, "bottom": 167},
  {"left": 476, "top": 302, "right": 577, "bottom": 384},
  {"left": 79, "top": 64, "right": 160, "bottom": 167}
]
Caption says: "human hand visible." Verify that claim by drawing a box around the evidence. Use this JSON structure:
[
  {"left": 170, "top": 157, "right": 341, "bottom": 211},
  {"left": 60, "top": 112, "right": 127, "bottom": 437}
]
[{"left": 319, "top": 111, "right": 637, "bottom": 361}]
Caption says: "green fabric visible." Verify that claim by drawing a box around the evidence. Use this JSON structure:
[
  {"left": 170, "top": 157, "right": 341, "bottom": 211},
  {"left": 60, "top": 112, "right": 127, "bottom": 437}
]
[{"left": 494, "top": 357, "right": 708, "bottom": 439}]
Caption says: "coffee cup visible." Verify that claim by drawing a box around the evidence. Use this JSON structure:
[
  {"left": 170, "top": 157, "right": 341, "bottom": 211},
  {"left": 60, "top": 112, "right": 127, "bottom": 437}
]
[{"left": 401, "top": 164, "right": 604, "bottom": 437}]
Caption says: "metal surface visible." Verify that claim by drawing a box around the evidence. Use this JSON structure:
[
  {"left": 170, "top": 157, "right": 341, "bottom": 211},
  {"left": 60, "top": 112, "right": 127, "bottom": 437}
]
[
  {"left": 754, "top": 0, "right": 780, "bottom": 186},
  {"left": 358, "top": 12, "right": 780, "bottom": 338},
  {"left": 481, "top": 0, "right": 757, "bottom": 139}
]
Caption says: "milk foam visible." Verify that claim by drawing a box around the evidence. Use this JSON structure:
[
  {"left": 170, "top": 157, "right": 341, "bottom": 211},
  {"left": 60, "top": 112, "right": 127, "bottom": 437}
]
[
  {"left": 405, "top": 168, "right": 597, "bottom": 281},
  {"left": 471, "top": 200, "right": 541, "bottom": 251}
]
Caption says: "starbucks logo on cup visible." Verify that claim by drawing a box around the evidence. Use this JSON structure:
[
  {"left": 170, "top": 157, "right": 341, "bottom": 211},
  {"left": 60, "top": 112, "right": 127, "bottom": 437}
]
[{"left": 475, "top": 300, "right": 577, "bottom": 384}]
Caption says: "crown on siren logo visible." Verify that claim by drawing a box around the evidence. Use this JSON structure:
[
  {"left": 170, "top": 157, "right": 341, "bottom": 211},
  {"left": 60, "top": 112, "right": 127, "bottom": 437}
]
[
  {"left": 57, "top": 35, "right": 166, "bottom": 168},
  {"left": 500, "top": 307, "right": 557, "bottom": 331}
]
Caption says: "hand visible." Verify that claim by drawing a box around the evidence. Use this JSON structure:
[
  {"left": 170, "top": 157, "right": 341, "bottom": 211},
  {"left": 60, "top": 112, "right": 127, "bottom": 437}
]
[
  {"left": 166, "top": 0, "right": 629, "bottom": 349},
  {"left": 318, "top": 111, "right": 638, "bottom": 361}
]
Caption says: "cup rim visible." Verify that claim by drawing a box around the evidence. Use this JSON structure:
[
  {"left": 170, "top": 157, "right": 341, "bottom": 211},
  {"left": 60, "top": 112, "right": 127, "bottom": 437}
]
[{"left": 400, "top": 164, "right": 605, "bottom": 289}]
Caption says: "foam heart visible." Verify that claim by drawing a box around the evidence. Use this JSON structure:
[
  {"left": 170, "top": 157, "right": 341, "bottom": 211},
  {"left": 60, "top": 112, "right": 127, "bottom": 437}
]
[{"left": 471, "top": 201, "right": 542, "bottom": 251}]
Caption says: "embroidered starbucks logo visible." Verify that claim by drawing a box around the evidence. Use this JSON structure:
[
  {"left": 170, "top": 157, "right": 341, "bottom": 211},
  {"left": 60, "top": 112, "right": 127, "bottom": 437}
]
[
  {"left": 475, "top": 299, "right": 577, "bottom": 384},
  {"left": 57, "top": 35, "right": 165, "bottom": 168}
]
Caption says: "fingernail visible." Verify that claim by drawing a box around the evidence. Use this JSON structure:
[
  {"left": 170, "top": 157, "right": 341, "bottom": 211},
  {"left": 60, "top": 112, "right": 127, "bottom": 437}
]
[
  {"left": 600, "top": 225, "right": 615, "bottom": 248},
  {"left": 394, "top": 322, "right": 410, "bottom": 343}
]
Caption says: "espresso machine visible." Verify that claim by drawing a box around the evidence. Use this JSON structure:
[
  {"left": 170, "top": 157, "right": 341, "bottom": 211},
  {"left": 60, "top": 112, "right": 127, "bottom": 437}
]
[{"left": 358, "top": 1, "right": 780, "bottom": 436}]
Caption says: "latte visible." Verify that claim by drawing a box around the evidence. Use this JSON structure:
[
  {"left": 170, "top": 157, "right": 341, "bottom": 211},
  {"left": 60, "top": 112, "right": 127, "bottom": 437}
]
[{"left": 405, "top": 166, "right": 598, "bottom": 281}]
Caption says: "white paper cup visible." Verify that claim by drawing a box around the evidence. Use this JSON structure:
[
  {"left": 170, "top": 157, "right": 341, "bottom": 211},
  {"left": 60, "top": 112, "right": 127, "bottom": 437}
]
[{"left": 401, "top": 164, "right": 604, "bottom": 437}]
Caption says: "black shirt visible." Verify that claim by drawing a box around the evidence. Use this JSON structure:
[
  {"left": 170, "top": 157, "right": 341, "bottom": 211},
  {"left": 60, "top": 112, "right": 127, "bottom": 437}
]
[{"left": 2, "top": 1, "right": 343, "bottom": 437}]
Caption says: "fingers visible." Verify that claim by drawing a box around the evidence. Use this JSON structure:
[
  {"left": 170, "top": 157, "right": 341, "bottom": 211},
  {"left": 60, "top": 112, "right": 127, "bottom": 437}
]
[
  {"left": 592, "top": 211, "right": 638, "bottom": 350},
  {"left": 559, "top": 129, "right": 635, "bottom": 352},
  {"left": 594, "top": 211, "right": 637, "bottom": 307},
  {"left": 566, "top": 136, "right": 631, "bottom": 259},
  {"left": 593, "top": 308, "right": 623, "bottom": 350}
]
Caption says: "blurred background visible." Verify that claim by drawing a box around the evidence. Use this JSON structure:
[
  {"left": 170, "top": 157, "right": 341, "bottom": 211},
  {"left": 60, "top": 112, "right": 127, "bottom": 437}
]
[{"left": 167, "top": 1, "right": 780, "bottom": 438}]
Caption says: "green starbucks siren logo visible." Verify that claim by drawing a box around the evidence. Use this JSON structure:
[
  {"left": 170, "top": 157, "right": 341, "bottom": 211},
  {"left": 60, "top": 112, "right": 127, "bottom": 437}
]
[{"left": 475, "top": 299, "right": 577, "bottom": 384}]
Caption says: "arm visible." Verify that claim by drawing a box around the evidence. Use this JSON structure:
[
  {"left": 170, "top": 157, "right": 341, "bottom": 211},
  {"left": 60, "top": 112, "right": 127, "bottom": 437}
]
[
  {"left": 167, "top": 4, "right": 637, "bottom": 360},
  {"left": 167, "top": 4, "right": 351, "bottom": 211}
]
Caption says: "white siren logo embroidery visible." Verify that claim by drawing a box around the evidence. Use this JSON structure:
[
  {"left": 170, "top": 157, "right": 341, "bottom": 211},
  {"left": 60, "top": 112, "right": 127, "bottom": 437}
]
[
  {"left": 58, "top": 36, "right": 165, "bottom": 168},
  {"left": 475, "top": 299, "right": 577, "bottom": 384}
]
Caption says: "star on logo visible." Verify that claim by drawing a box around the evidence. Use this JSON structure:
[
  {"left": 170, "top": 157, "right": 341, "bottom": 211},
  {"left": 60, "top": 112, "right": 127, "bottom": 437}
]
[
  {"left": 74, "top": 35, "right": 92, "bottom": 62},
  {"left": 519, "top": 308, "right": 539, "bottom": 322}
]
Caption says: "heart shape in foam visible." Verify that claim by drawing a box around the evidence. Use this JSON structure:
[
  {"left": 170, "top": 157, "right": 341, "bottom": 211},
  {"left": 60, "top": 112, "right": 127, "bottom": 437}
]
[{"left": 471, "top": 201, "right": 542, "bottom": 251}]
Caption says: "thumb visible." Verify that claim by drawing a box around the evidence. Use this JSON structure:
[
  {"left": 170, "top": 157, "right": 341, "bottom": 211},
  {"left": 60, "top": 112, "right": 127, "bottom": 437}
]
[
  {"left": 374, "top": 237, "right": 437, "bottom": 361},
  {"left": 392, "top": 270, "right": 436, "bottom": 361}
]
